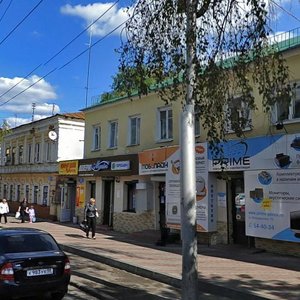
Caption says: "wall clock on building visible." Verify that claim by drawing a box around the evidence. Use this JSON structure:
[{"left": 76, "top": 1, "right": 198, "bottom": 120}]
[{"left": 48, "top": 130, "right": 57, "bottom": 141}]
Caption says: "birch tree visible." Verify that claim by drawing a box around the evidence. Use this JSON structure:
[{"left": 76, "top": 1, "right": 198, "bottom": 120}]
[{"left": 117, "top": 1, "right": 291, "bottom": 299}]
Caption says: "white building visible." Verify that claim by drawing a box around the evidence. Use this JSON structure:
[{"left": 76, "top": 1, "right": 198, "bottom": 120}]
[{"left": 0, "top": 113, "right": 85, "bottom": 221}]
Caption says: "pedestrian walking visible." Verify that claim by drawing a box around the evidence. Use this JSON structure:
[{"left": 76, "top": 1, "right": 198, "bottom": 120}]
[
  {"left": 27, "top": 205, "right": 36, "bottom": 223},
  {"left": 18, "top": 198, "right": 28, "bottom": 223},
  {"left": 84, "top": 198, "right": 98, "bottom": 239},
  {"left": 0, "top": 198, "right": 9, "bottom": 224}
]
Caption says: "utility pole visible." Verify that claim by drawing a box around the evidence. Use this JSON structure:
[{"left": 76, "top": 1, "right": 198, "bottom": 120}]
[
  {"left": 181, "top": 1, "right": 198, "bottom": 299},
  {"left": 85, "top": 26, "right": 93, "bottom": 108},
  {"left": 32, "top": 103, "right": 36, "bottom": 122}
]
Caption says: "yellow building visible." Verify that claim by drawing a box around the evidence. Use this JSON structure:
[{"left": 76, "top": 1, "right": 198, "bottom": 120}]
[{"left": 79, "top": 30, "right": 300, "bottom": 256}]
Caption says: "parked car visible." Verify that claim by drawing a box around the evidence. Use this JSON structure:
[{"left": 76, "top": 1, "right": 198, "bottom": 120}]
[{"left": 0, "top": 228, "right": 71, "bottom": 300}]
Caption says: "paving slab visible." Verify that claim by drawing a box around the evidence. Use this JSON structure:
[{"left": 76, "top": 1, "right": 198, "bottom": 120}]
[{"left": 2, "top": 218, "right": 300, "bottom": 300}]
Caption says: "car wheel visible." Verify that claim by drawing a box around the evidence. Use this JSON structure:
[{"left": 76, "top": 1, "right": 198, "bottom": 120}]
[{"left": 51, "top": 292, "right": 66, "bottom": 300}]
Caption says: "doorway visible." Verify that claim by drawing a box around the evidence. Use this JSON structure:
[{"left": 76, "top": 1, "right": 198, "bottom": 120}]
[
  {"left": 230, "top": 175, "right": 248, "bottom": 245},
  {"left": 103, "top": 179, "right": 114, "bottom": 226},
  {"left": 157, "top": 182, "right": 168, "bottom": 245}
]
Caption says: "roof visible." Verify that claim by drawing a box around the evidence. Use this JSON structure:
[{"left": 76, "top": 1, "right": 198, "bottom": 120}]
[
  {"left": 85, "top": 27, "right": 300, "bottom": 110},
  {"left": 9, "top": 112, "right": 85, "bottom": 131},
  {"left": 62, "top": 112, "right": 85, "bottom": 120}
]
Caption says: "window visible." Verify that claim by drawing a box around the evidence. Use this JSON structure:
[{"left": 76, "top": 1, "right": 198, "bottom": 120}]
[
  {"left": 5, "top": 147, "right": 11, "bottom": 165},
  {"left": 273, "top": 84, "right": 300, "bottom": 122},
  {"left": 42, "top": 186, "right": 49, "bottom": 206},
  {"left": 33, "top": 185, "right": 39, "bottom": 204},
  {"left": 126, "top": 182, "right": 136, "bottom": 212},
  {"left": 92, "top": 125, "right": 101, "bottom": 150},
  {"left": 35, "top": 143, "right": 40, "bottom": 163},
  {"left": 108, "top": 120, "right": 118, "bottom": 148},
  {"left": 45, "top": 142, "right": 52, "bottom": 162},
  {"left": 27, "top": 144, "right": 32, "bottom": 163},
  {"left": 128, "top": 116, "right": 141, "bottom": 145},
  {"left": 158, "top": 106, "right": 173, "bottom": 140},
  {"left": 16, "top": 185, "right": 21, "bottom": 202},
  {"left": 3, "top": 184, "right": 7, "bottom": 199},
  {"left": 25, "top": 185, "right": 30, "bottom": 201},
  {"left": 226, "top": 96, "right": 252, "bottom": 132},
  {"left": 19, "top": 145, "right": 24, "bottom": 164},
  {"left": 11, "top": 147, "right": 16, "bottom": 165},
  {"left": 9, "top": 184, "right": 13, "bottom": 201}
]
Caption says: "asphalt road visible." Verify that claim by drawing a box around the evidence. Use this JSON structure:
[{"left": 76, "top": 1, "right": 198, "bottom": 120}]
[{"left": 66, "top": 253, "right": 232, "bottom": 300}]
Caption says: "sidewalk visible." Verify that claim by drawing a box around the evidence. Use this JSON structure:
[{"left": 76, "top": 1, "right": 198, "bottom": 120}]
[{"left": 2, "top": 218, "right": 300, "bottom": 300}]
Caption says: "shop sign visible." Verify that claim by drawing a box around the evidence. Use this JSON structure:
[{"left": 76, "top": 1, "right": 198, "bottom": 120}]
[
  {"left": 165, "top": 143, "right": 217, "bottom": 232},
  {"left": 111, "top": 161, "right": 130, "bottom": 170},
  {"left": 59, "top": 160, "right": 78, "bottom": 175},
  {"left": 139, "top": 146, "right": 178, "bottom": 175},
  {"left": 245, "top": 169, "right": 300, "bottom": 243},
  {"left": 91, "top": 160, "right": 110, "bottom": 171},
  {"left": 209, "top": 134, "right": 300, "bottom": 171}
]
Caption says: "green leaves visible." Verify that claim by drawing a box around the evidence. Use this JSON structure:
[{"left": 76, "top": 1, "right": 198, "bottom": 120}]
[{"left": 116, "top": 0, "right": 291, "bottom": 144}]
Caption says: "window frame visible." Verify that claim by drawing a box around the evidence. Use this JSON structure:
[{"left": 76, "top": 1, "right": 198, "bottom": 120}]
[
  {"left": 128, "top": 115, "right": 141, "bottom": 146},
  {"left": 225, "top": 95, "right": 252, "bottom": 133},
  {"left": 157, "top": 106, "right": 173, "bottom": 141},
  {"left": 273, "top": 83, "right": 300, "bottom": 123},
  {"left": 92, "top": 124, "right": 101, "bottom": 151},
  {"left": 108, "top": 120, "right": 118, "bottom": 149}
]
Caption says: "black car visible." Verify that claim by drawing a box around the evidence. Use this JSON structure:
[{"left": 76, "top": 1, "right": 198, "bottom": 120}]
[{"left": 0, "top": 228, "right": 71, "bottom": 300}]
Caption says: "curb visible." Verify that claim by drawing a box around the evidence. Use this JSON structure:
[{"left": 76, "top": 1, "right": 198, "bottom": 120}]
[{"left": 61, "top": 244, "right": 270, "bottom": 300}]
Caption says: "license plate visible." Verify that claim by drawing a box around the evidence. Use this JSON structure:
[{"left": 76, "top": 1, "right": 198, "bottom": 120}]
[{"left": 27, "top": 268, "right": 53, "bottom": 277}]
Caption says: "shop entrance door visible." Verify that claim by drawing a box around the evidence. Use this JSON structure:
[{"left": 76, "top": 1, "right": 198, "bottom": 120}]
[
  {"left": 103, "top": 179, "right": 114, "bottom": 226},
  {"left": 158, "top": 182, "right": 168, "bottom": 245},
  {"left": 231, "top": 176, "right": 248, "bottom": 245}
]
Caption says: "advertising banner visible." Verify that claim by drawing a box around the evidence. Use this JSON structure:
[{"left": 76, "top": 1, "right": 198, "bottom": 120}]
[
  {"left": 166, "top": 143, "right": 217, "bottom": 232},
  {"left": 138, "top": 146, "right": 178, "bottom": 175},
  {"left": 208, "top": 134, "right": 300, "bottom": 171},
  {"left": 245, "top": 169, "right": 300, "bottom": 243},
  {"left": 59, "top": 160, "right": 78, "bottom": 175}
]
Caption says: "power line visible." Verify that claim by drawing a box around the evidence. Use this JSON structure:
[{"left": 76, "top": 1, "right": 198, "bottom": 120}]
[
  {"left": 0, "top": 68, "right": 57, "bottom": 107},
  {"left": 0, "top": 0, "right": 13, "bottom": 24},
  {"left": 0, "top": 0, "right": 121, "bottom": 105},
  {"left": 0, "top": 64, "right": 42, "bottom": 99},
  {"left": 59, "top": 19, "right": 128, "bottom": 70},
  {"left": 270, "top": 0, "right": 300, "bottom": 24},
  {"left": 44, "top": 0, "right": 120, "bottom": 66},
  {"left": 0, "top": 17, "right": 130, "bottom": 107},
  {"left": 0, "top": 0, "right": 45, "bottom": 47}
]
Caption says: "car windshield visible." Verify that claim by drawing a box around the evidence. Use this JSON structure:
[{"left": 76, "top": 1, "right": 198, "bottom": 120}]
[{"left": 0, "top": 233, "right": 60, "bottom": 254}]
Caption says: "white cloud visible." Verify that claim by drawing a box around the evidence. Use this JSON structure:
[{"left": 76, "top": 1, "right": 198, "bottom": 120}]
[
  {"left": 60, "top": 2, "right": 130, "bottom": 37},
  {"left": 0, "top": 75, "right": 60, "bottom": 127}
]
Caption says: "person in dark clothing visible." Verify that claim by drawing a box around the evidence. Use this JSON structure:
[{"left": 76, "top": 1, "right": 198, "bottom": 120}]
[
  {"left": 84, "top": 198, "right": 98, "bottom": 239},
  {"left": 18, "top": 198, "right": 28, "bottom": 223}
]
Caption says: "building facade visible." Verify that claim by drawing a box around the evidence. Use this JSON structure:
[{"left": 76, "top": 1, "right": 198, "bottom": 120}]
[
  {"left": 0, "top": 113, "right": 85, "bottom": 221},
  {"left": 77, "top": 31, "right": 300, "bottom": 256}
]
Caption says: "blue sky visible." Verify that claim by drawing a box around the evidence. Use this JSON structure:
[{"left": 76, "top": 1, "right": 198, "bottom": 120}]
[{"left": 0, "top": 0, "right": 300, "bottom": 127}]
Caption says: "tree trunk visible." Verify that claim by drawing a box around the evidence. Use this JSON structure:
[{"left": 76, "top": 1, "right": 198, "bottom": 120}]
[{"left": 180, "top": 1, "right": 198, "bottom": 299}]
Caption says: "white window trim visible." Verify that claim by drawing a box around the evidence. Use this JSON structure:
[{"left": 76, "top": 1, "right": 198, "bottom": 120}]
[
  {"left": 157, "top": 106, "right": 173, "bottom": 142},
  {"left": 272, "top": 83, "right": 300, "bottom": 123},
  {"left": 92, "top": 124, "right": 101, "bottom": 151},
  {"left": 34, "top": 142, "right": 40, "bottom": 163},
  {"left": 225, "top": 96, "right": 252, "bottom": 133},
  {"left": 128, "top": 115, "right": 141, "bottom": 146},
  {"left": 108, "top": 120, "right": 118, "bottom": 149}
]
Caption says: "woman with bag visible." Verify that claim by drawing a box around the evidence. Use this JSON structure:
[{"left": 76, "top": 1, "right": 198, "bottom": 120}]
[
  {"left": 84, "top": 198, "right": 98, "bottom": 239},
  {"left": 18, "top": 198, "right": 28, "bottom": 223},
  {"left": 0, "top": 199, "right": 9, "bottom": 224}
]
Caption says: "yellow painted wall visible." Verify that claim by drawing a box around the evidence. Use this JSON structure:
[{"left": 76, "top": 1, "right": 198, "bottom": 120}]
[
  {"left": 84, "top": 92, "right": 183, "bottom": 158},
  {"left": 85, "top": 48, "right": 300, "bottom": 158}
]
